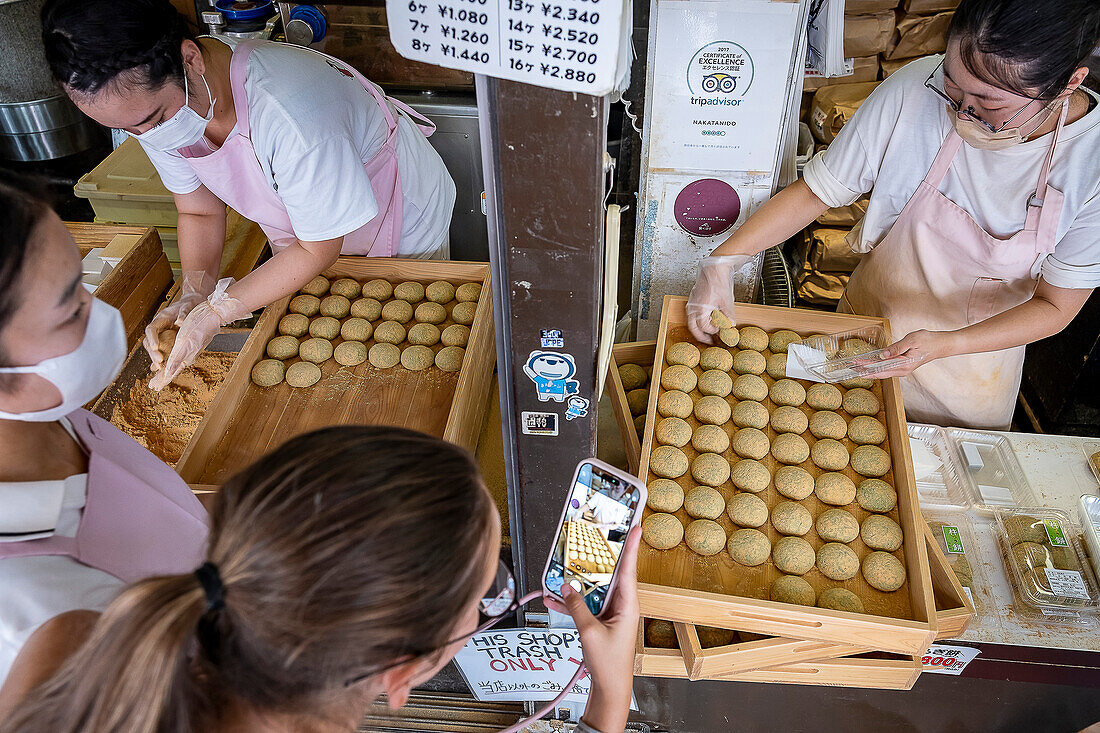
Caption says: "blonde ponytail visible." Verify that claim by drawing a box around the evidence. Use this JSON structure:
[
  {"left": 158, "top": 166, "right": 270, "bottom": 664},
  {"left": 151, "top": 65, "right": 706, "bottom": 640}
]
[{"left": 2, "top": 573, "right": 211, "bottom": 733}]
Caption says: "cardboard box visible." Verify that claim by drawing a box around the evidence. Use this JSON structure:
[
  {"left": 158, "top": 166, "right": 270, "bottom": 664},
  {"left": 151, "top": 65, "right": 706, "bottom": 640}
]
[
  {"left": 902, "top": 0, "right": 958, "bottom": 14},
  {"left": 810, "top": 82, "right": 880, "bottom": 143},
  {"left": 885, "top": 11, "right": 953, "bottom": 61},
  {"left": 844, "top": 11, "right": 897, "bottom": 58},
  {"left": 804, "top": 56, "right": 880, "bottom": 92}
]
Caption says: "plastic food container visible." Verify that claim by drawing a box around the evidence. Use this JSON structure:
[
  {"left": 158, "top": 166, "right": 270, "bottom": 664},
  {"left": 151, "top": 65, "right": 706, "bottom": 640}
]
[
  {"left": 1079, "top": 495, "right": 1100, "bottom": 581},
  {"left": 995, "top": 507, "right": 1099, "bottom": 619},
  {"left": 908, "top": 424, "right": 972, "bottom": 509},
  {"left": 793, "top": 325, "right": 919, "bottom": 383},
  {"left": 947, "top": 429, "right": 1034, "bottom": 512},
  {"left": 925, "top": 510, "right": 986, "bottom": 619}
]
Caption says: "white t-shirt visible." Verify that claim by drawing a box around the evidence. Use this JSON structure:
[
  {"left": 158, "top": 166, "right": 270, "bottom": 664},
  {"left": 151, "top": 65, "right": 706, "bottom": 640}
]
[
  {"left": 141, "top": 38, "right": 456, "bottom": 258},
  {"left": 803, "top": 55, "right": 1100, "bottom": 289},
  {"left": 0, "top": 422, "right": 122, "bottom": 684}
]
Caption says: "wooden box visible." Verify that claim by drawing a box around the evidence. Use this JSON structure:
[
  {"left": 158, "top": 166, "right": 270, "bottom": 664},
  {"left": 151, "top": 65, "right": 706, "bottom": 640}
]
[
  {"left": 635, "top": 622, "right": 921, "bottom": 690},
  {"left": 637, "top": 297, "right": 936, "bottom": 655},
  {"left": 70, "top": 222, "right": 173, "bottom": 351},
  {"left": 175, "top": 258, "right": 495, "bottom": 484},
  {"left": 606, "top": 341, "right": 657, "bottom": 475}
]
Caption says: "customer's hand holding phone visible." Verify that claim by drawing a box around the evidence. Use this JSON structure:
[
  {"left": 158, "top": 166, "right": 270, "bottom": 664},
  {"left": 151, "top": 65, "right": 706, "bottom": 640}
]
[{"left": 545, "top": 526, "right": 640, "bottom": 733}]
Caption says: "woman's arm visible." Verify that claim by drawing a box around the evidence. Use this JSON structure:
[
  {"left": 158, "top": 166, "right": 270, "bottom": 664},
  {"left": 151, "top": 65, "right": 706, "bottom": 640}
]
[
  {"left": 175, "top": 186, "right": 229, "bottom": 284},
  {"left": 223, "top": 236, "right": 344, "bottom": 312},
  {"left": 874, "top": 280, "right": 1095, "bottom": 377},
  {"left": 710, "top": 179, "right": 831, "bottom": 258},
  {"left": 546, "top": 527, "right": 640, "bottom": 733},
  {"left": 0, "top": 610, "right": 99, "bottom": 720}
]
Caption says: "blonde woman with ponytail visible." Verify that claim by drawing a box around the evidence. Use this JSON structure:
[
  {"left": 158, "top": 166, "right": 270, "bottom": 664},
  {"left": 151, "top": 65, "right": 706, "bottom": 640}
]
[{"left": 1, "top": 426, "right": 640, "bottom": 733}]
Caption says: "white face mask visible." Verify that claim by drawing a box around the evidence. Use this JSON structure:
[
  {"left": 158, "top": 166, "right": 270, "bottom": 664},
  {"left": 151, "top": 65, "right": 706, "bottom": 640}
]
[
  {"left": 0, "top": 299, "right": 127, "bottom": 423},
  {"left": 134, "top": 71, "right": 216, "bottom": 152}
]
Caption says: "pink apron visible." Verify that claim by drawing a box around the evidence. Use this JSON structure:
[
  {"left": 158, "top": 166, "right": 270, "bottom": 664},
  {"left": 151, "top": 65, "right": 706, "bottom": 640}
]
[
  {"left": 0, "top": 410, "right": 208, "bottom": 583},
  {"left": 840, "top": 104, "right": 1068, "bottom": 430},
  {"left": 179, "top": 40, "right": 436, "bottom": 256}
]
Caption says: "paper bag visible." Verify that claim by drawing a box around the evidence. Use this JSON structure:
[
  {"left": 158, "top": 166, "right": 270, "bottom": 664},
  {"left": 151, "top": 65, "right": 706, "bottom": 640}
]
[
  {"left": 797, "top": 268, "right": 851, "bottom": 306},
  {"left": 798, "top": 227, "right": 864, "bottom": 273},
  {"left": 902, "top": 0, "right": 959, "bottom": 14},
  {"left": 844, "top": 11, "right": 897, "bottom": 58},
  {"left": 846, "top": 0, "right": 899, "bottom": 12},
  {"left": 810, "top": 82, "right": 880, "bottom": 143},
  {"left": 885, "top": 11, "right": 953, "bottom": 61},
  {"left": 817, "top": 197, "right": 870, "bottom": 227}
]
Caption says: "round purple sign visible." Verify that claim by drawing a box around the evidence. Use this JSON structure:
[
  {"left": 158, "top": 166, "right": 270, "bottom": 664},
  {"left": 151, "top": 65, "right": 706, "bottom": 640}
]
[{"left": 673, "top": 178, "right": 741, "bottom": 237}]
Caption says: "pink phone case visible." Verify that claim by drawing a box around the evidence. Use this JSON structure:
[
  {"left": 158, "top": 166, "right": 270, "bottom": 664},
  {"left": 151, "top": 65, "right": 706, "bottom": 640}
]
[{"left": 541, "top": 458, "right": 648, "bottom": 617}]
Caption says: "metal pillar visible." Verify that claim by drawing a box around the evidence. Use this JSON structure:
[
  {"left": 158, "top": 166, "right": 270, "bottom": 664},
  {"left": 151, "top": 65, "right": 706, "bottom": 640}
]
[{"left": 476, "top": 74, "right": 609, "bottom": 603}]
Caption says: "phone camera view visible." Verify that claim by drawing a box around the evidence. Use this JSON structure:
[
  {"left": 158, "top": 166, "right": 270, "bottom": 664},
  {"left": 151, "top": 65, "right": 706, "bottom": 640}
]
[{"left": 545, "top": 463, "right": 640, "bottom": 615}]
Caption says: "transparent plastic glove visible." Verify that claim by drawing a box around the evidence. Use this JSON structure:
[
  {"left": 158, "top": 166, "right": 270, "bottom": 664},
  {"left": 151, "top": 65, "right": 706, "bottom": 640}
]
[
  {"left": 686, "top": 255, "right": 753, "bottom": 343},
  {"left": 143, "top": 271, "right": 215, "bottom": 371},
  {"left": 149, "top": 278, "right": 251, "bottom": 391}
]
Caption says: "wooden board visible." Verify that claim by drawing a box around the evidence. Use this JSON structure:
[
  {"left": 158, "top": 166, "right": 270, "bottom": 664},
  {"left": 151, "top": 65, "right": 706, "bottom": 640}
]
[
  {"left": 926, "top": 521, "right": 975, "bottom": 640},
  {"left": 606, "top": 341, "right": 657, "bottom": 475},
  {"left": 70, "top": 222, "right": 173, "bottom": 351},
  {"left": 175, "top": 258, "right": 495, "bottom": 484},
  {"left": 635, "top": 623, "right": 921, "bottom": 689},
  {"left": 637, "top": 297, "right": 936, "bottom": 655}
]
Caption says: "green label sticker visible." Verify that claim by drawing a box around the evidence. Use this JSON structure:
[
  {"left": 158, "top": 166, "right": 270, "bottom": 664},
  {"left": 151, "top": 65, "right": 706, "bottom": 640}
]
[
  {"left": 941, "top": 525, "right": 965, "bottom": 554},
  {"left": 1043, "top": 519, "right": 1069, "bottom": 547}
]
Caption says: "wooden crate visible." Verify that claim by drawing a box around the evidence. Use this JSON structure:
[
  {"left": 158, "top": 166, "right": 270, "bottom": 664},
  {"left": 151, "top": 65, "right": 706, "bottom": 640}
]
[
  {"left": 606, "top": 341, "right": 657, "bottom": 475},
  {"left": 635, "top": 623, "right": 921, "bottom": 689},
  {"left": 69, "top": 222, "right": 173, "bottom": 351},
  {"left": 175, "top": 258, "right": 495, "bottom": 484},
  {"left": 637, "top": 296, "right": 936, "bottom": 655}
]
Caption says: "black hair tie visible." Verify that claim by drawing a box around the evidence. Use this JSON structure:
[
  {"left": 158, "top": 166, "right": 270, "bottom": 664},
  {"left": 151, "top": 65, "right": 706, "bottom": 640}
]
[{"left": 194, "top": 562, "right": 226, "bottom": 613}]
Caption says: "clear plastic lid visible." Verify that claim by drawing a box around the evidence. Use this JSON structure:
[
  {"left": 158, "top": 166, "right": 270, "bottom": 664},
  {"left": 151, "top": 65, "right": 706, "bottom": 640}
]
[
  {"left": 946, "top": 429, "right": 1034, "bottom": 512},
  {"left": 924, "top": 510, "right": 987, "bottom": 619},
  {"left": 792, "top": 325, "right": 919, "bottom": 384},
  {"left": 908, "top": 424, "right": 972, "bottom": 509},
  {"left": 1079, "top": 495, "right": 1100, "bottom": 583},
  {"left": 995, "top": 507, "right": 1099, "bottom": 615}
]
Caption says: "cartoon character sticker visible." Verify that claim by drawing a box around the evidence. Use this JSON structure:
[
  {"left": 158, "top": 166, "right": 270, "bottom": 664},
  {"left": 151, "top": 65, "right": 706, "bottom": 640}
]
[
  {"left": 524, "top": 351, "right": 580, "bottom": 402},
  {"left": 565, "top": 395, "right": 590, "bottom": 421}
]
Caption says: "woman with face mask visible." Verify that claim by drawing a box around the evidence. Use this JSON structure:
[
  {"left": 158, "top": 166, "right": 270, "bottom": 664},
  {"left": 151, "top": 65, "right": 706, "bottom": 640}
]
[
  {"left": 687, "top": 0, "right": 1100, "bottom": 430},
  {"left": 0, "top": 427, "right": 640, "bottom": 733},
  {"left": 0, "top": 180, "right": 208, "bottom": 688},
  {"left": 41, "top": 0, "right": 457, "bottom": 390}
]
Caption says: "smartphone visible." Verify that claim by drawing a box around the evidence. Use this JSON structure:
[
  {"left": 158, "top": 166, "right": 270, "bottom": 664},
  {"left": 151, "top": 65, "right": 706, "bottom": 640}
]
[{"left": 542, "top": 458, "right": 647, "bottom": 617}]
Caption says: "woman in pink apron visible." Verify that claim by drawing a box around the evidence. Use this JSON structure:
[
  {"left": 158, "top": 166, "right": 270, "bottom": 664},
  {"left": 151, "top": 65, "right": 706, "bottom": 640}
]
[
  {"left": 0, "top": 179, "right": 208, "bottom": 688},
  {"left": 688, "top": 0, "right": 1100, "bottom": 430},
  {"left": 43, "top": 0, "right": 457, "bottom": 389}
]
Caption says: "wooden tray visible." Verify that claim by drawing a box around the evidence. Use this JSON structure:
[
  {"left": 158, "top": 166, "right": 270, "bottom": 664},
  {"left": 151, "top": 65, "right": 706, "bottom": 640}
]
[
  {"left": 635, "top": 622, "right": 921, "bottom": 689},
  {"left": 637, "top": 297, "right": 936, "bottom": 655},
  {"left": 606, "top": 341, "right": 657, "bottom": 475},
  {"left": 70, "top": 222, "right": 173, "bottom": 351},
  {"left": 175, "top": 258, "right": 495, "bottom": 484}
]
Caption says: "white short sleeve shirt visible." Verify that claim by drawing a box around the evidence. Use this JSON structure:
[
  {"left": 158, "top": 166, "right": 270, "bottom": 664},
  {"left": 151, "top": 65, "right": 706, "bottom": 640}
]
[
  {"left": 803, "top": 55, "right": 1100, "bottom": 289},
  {"left": 140, "top": 39, "right": 456, "bottom": 258}
]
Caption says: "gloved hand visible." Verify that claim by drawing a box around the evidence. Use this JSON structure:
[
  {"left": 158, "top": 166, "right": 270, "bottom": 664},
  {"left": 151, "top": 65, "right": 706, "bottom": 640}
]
[
  {"left": 149, "top": 278, "right": 251, "bottom": 391},
  {"left": 144, "top": 271, "right": 215, "bottom": 371},
  {"left": 686, "top": 255, "right": 753, "bottom": 343}
]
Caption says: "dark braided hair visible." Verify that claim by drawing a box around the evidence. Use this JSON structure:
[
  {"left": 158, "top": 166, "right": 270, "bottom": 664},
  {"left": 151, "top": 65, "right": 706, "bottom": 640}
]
[{"left": 41, "top": 0, "right": 197, "bottom": 94}]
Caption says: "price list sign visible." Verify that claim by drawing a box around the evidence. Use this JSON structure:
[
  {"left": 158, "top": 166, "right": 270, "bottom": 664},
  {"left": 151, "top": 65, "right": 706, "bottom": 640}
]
[{"left": 387, "top": 0, "right": 623, "bottom": 94}]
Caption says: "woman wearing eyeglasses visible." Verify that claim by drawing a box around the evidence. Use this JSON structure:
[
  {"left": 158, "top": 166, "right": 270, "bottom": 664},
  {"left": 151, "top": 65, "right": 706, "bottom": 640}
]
[
  {"left": 0, "top": 427, "right": 640, "bottom": 733},
  {"left": 688, "top": 0, "right": 1100, "bottom": 430}
]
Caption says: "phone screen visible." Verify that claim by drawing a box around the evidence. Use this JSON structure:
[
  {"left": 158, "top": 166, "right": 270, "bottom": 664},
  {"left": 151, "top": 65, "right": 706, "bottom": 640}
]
[{"left": 543, "top": 462, "right": 642, "bottom": 616}]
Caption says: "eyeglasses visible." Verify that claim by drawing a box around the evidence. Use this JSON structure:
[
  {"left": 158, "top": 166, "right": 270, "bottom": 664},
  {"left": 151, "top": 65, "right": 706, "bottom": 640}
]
[
  {"left": 924, "top": 60, "right": 1047, "bottom": 133},
  {"left": 344, "top": 560, "right": 519, "bottom": 686}
]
